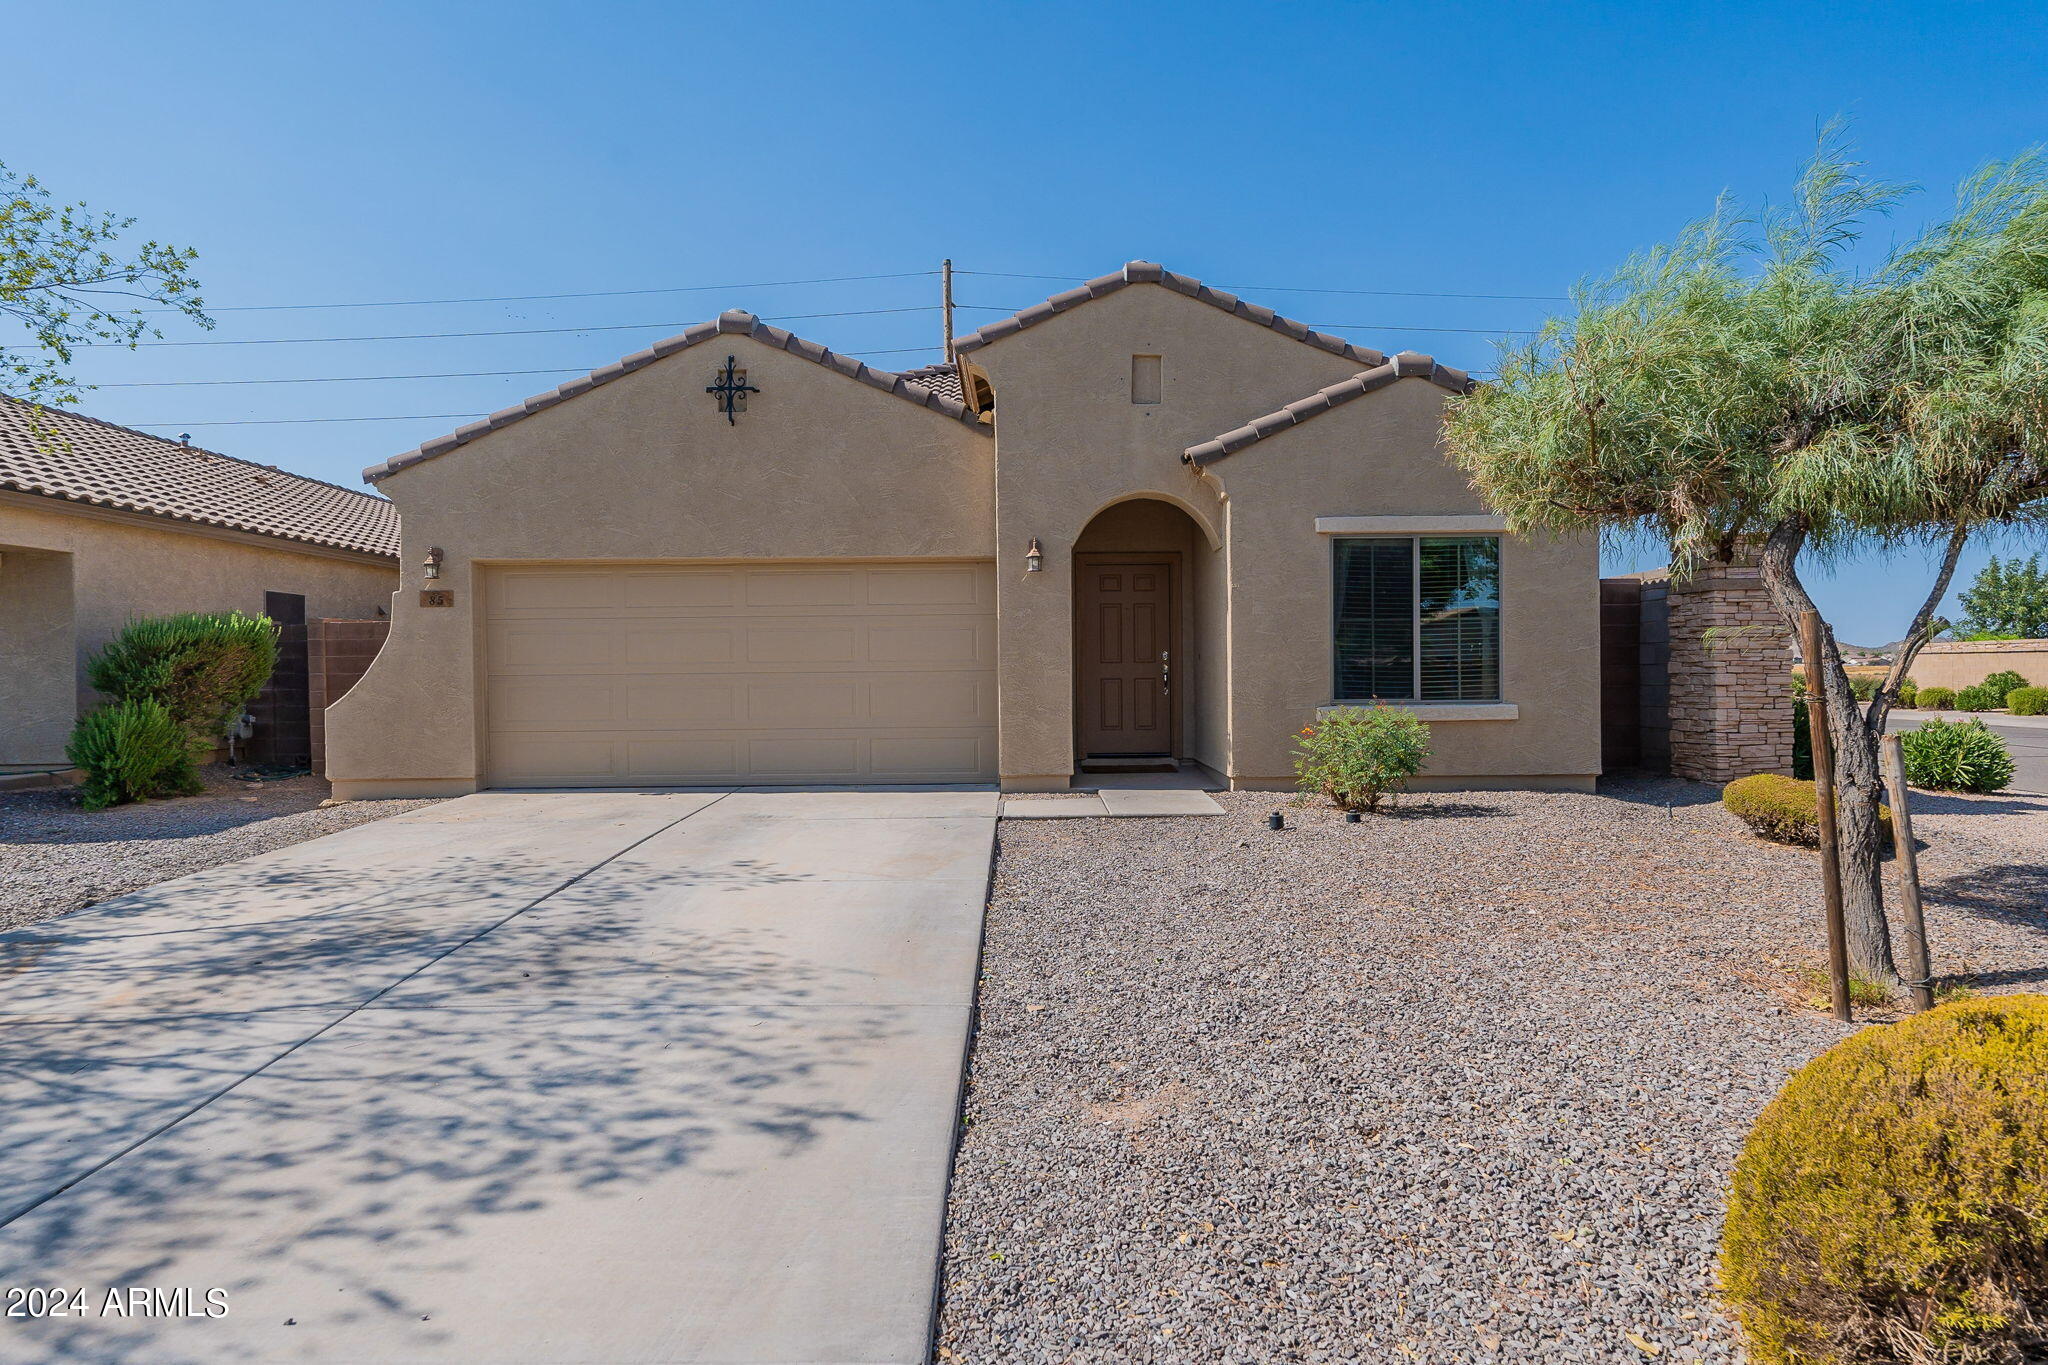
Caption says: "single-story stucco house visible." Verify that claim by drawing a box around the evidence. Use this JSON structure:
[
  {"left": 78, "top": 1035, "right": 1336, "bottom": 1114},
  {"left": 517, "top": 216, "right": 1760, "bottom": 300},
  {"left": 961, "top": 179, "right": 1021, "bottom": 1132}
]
[
  {"left": 0, "top": 397, "right": 400, "bottom": 775},
  {"left": 327, "top": 262, "right": 1599, "bottom": 797}
]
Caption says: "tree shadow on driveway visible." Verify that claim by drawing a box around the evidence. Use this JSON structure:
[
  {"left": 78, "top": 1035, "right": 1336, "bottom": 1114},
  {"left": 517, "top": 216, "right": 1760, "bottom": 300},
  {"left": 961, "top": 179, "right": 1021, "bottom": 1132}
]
[{"left": 0, "top": 801, "right": 974, "bottom": 1362}]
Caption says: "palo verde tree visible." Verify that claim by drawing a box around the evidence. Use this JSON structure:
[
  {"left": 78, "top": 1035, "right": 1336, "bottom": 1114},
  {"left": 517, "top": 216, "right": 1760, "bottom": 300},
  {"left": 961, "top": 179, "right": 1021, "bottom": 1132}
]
[
  {"left": 2, "top": 159, "right": 210, "bottom": 414},
  {"left": 1443, "top": 132, "right": 2048, "bottom": 984}
]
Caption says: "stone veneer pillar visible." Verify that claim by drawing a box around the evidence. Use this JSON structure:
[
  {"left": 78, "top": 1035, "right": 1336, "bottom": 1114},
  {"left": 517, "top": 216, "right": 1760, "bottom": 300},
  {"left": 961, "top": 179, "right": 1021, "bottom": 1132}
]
[{"left": 1666, "top": 552, "right": 1795, "bottom": 784}]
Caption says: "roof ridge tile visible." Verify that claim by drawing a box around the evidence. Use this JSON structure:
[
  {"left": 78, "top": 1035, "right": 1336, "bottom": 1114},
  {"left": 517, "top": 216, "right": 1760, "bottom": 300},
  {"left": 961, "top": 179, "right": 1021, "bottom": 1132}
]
[{"left": 1182, "top": 355, "right": 1474, "bottom": 466}]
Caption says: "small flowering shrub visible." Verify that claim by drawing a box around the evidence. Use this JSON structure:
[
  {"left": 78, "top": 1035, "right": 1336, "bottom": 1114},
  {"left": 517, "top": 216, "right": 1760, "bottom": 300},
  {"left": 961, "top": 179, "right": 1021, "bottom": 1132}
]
[{"left": 1292, "top": 705, "right": 1431, "bottom": 813}]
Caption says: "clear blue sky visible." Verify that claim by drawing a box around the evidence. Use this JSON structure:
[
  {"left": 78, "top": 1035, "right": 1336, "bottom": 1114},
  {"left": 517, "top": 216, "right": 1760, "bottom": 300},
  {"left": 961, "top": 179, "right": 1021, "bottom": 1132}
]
[{"left": 7, "top": 1, "right": 2045, "bottom": 644}]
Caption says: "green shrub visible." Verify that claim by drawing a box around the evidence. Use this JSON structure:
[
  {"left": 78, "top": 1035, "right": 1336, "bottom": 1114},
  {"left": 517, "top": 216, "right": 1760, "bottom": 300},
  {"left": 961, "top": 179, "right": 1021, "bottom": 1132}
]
[
  {"left": 86, "top": 611, "right": 278, "bottom": 745},
  {"left": 1897, "top": 681, "right": 1919, "bottom": 709},
  {"left": 1980, "top": 669, "right": 2031, "bottom": 699},
  {"left": 1292, "top": 705, "right": 1430, "bottom": 813},
  {"left": 1916, "top": 686, "right": 1957, "bottom": 711},
  {"left": 1720, "top": 994, "right": 2048, "bottom": 1365},
  {"left": 1849, "top": 674, "right": 1880, "bottom": 701},
  {"left": 1900, "top": 718, "right": 2016, "bottom": 793},
  {"left": 68, "top": 612, "right": 278, "bottom": 812},
  {"left": 65, "top": 699, "right": 202, "bottom": 811},
  {"left": 1723, "top": 773, "right": 1891, "bottom": 850},
  {"left": 2009, "top": 686, "right": 2048, "bottom": 717},
  {"left": 1955, "top": 683, "right": 2005, "bottom": 712}
]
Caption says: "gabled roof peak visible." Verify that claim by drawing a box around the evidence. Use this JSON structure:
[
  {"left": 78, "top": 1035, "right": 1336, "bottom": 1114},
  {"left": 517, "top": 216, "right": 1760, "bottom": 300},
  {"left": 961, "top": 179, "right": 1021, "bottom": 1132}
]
[
  {"left": 953, "top": 261, "right": 1390, "bottom": 368},
  {"left": 366, "top": 312, "right": 985, "bottom": 483}
]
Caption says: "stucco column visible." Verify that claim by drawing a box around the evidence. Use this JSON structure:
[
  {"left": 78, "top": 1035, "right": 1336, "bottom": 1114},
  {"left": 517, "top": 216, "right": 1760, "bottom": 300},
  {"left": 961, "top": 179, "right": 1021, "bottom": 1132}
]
[
  {"left": 1666, "top": 552, "right": 1794, "bottom": 784},
  {"left": 992, "top": 529, "right": 1078, "bottom": 789}
]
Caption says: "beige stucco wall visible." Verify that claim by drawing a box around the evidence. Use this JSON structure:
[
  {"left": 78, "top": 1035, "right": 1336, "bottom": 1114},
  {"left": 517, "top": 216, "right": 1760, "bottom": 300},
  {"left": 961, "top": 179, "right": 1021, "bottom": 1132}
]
[
  {"left": 1209, "top": 380, "right": 1602, "bottom": 786},
  {"left": 0, "top": 493, "right": 397, "bottom": 768},
  {"left": 971, "top": 283, "right": 1599, "bottom": 790},
  {"left": 972, "top": 284, "right": 1360, "bottom": 787},
  {"left": 1909, "top": 640, "right": 2048, "bottom": 694},
  {"left": 325, "top": 338, "right": 994, "bottom": 796}
]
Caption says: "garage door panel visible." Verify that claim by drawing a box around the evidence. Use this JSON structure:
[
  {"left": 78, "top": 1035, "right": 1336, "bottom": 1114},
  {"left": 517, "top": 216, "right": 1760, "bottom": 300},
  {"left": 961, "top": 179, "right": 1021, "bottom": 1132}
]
[
  {"left": 489, "top": 621, "right": 617, "bottom": 671},
  {"left": 626, "top": 738, "right": 740, "bottom": 779},
  {"left": 865, "top": 565, "right": 986, "bottom": 607},
  {"left": 624, "top": 625, "right": 736, "bottom": 666},
  {"left": 623, "top": 570, "right": 738, "bottom": 609},
  {"left": 870, "top": 675, "right": 991, "bottom": 725},
  {"left": 623, "top": 680, "right": 739, "bottom": 725},
  {"left": 494, "top": 677, "right": 618, "bottom": 726},
  {"left": 745, "top": 569, "right": 860, "bottom": 607},
  {"left": 486, "top": 562, "right": 996, "bottom": 786},
  {"left": 492, "top": 571, "right": 621, "bottom": 613},
  {"left": 746, "top": 625, "right": 860, "bottom": 665}
]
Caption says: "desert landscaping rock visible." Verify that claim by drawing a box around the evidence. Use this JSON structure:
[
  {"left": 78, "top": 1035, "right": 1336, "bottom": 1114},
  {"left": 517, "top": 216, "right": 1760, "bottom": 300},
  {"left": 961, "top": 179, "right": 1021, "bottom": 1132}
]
[
  {"left": 1, "top": 767, "right": 444, "bottom": 930},
  {"left": 938, "top": 779, "right": 2048, "bottom": 1363}
]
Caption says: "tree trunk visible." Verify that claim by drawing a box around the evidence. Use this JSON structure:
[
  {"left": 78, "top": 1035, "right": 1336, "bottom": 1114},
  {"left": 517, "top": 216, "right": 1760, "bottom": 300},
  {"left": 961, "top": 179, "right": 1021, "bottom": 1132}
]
[{"left": 1757, "top": 522, "right": 1899, "bottom": 984}]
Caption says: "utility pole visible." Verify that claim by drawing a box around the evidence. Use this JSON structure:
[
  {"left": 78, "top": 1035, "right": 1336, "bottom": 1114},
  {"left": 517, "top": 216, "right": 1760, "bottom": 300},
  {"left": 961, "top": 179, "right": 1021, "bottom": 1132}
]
[
  {"left": 1801, "top": 609, "right": 1852, "bottom": 1022},
  {"left": 942, "top": 258, "right": 955, "bottom": 363}
]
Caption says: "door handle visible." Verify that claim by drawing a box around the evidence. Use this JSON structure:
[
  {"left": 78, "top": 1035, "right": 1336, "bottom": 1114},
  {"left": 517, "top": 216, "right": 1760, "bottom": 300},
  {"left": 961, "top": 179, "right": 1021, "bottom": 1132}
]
[{"left": 1160, "top": 650, "right": 1170, "bottom": 694}]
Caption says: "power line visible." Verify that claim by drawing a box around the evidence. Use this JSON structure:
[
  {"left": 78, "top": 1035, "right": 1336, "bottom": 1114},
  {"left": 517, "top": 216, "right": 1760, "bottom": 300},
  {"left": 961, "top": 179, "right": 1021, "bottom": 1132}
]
[
  {"left": 130, "top": 414, "right": 492, "bottom": 427},
  {"left": 49, "top": 305, "right": 963, "bottom": 350},
  {"left": 955, "top": 268, "right": 1568, "bottom": 303},
  {"left": 144, "top": 269, "right": 941, "bottom": 313},
  {"left": 89, "top": 346, "right": 945, "bottom": 389}
]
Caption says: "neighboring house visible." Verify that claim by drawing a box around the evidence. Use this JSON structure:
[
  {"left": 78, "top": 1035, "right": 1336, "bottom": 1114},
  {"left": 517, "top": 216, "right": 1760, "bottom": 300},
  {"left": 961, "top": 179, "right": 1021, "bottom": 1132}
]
[
  {"left": 328, "top": 262, "right": 1600, "bottom": 797},
  {"left": 0, "top": 398, "right": 400, "bottom": 774}
]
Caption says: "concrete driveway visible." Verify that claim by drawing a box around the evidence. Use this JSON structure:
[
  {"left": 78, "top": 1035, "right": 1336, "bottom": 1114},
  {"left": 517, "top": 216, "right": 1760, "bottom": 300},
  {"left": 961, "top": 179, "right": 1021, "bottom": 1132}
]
[{"left": 0, "top": 788, "right": 996, "bottom": 1364}]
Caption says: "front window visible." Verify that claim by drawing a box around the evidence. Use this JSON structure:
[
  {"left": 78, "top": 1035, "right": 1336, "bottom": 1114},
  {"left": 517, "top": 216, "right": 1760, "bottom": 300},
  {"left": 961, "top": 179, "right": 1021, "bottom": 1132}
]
[{"left": 1332, "top": 536, "right": 1501, "bottom": 701}]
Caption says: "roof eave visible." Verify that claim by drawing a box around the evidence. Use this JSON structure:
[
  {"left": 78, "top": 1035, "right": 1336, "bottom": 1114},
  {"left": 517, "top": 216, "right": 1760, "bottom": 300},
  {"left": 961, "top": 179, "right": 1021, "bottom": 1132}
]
[
  {"left": 365, "top": 311, "right": 988, "bottom": 484},
  {"left": 1182, "top": 353, "right": 1475, "bottom": 466}
]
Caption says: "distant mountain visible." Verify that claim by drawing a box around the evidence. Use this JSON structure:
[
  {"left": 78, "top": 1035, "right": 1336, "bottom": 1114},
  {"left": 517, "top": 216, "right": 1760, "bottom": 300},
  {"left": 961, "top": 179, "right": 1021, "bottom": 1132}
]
[{"left": 1841, "top": 640, "right": 1904, "bottom": 655}]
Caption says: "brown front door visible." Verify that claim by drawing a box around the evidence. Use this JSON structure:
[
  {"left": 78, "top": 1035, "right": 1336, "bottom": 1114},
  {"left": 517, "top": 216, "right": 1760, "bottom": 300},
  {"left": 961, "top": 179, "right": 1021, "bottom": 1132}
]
[{"left": 1076, "top": 555, "right": 1176, "bottom": 757}]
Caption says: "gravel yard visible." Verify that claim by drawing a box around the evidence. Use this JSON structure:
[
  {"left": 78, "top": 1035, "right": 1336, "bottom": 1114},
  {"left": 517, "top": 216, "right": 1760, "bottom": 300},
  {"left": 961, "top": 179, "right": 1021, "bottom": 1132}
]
[
  {"left": 938, "top": 779, "right": 2048, "bottom": 1364},
  {"left": 0, "top": 767, "right": 444, "bottom": 931}
]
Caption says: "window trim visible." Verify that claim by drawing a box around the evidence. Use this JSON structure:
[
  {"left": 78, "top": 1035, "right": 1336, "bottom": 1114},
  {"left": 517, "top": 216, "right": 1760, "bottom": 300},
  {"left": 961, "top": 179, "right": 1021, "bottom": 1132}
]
[{"left": 1328, "top": 532, "right": 1504, "bottom": 706}]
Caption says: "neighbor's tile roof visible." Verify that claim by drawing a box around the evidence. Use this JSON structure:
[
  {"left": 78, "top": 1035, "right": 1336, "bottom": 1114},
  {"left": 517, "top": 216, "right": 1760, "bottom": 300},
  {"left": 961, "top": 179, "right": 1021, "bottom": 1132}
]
[
  {"left": 895, "top": 362, "right": 965, "bottom": 404},
  {"left": 0, "top": 395, "right": 400, "bottom": 557},
  {"left": 1182, "top": 354, "right": 1475, "bottom": 465},
  {"left": 953, "top": 260, "right": 1394, "bottom": 366},
  {"left": 366, "top": 311, "right": 988, "bottom": 483}
]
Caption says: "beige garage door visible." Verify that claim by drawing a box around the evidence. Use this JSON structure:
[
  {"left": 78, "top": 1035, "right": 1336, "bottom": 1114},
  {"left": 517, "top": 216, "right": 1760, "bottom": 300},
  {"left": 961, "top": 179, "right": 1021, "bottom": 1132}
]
[{"left": 484, "top": 561, "right": 998, "bottom": 786}]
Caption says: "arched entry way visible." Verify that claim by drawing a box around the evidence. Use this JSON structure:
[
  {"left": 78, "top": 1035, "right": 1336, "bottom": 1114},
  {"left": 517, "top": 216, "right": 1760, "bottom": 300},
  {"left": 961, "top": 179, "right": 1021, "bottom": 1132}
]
[{"left": 1071, "top": 498, "right": 1220, "bottom": 776}]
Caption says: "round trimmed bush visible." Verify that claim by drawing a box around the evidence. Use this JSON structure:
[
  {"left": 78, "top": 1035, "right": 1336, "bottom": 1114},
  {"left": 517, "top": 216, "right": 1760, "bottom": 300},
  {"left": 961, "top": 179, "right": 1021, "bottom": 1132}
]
[
  {"left": 1956, "top": 683, "right": 2006, "bottom": 713},
  {"left": 1916, "top": 686, "right": 1957, "bottom": 711},
  {"left": 1721, "top": 995, "right": 2048, "bottom": 1364},
  {"left": 2009, "top": 686, "right": 2048, "bottom": 717},
  {"left": 1980, "top": 669, "right": 2031, "bottom": 701},
  {"left": 1900, "top": 718, "right": 2016, "bottom": 793},
  {"left": 1723, "top": 773, "right": 1891, "bottom": 849},
  {"left": 1898, "top": 682, "right": 1920, "bottom": 710}
]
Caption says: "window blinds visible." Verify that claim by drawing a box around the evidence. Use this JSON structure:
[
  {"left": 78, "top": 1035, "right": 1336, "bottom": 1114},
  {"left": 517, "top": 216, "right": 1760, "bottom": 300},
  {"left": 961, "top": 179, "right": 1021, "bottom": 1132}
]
[{"left": 1331, "top": 536, "right": 1500, "bottom": 702}]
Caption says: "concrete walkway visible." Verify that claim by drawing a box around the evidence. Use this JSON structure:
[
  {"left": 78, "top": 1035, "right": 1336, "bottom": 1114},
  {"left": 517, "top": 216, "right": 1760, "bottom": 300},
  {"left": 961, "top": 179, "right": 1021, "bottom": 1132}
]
[{"left": 0, "top": 788, "right": 997, "bottom": 1364}]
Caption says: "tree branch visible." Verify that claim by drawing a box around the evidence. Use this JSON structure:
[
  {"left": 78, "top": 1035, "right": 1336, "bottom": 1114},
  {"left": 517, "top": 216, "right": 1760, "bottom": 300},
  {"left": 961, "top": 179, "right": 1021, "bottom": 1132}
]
[{"left": 1870, "top": 522, "right": 1971, "bottom": 727}]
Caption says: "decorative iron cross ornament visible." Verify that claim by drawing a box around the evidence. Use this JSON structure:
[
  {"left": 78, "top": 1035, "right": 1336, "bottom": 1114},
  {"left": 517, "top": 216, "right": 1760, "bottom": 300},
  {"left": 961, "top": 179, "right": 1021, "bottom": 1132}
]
[{"left": 706, "top": 355, "right": 759, "bottom": 425}]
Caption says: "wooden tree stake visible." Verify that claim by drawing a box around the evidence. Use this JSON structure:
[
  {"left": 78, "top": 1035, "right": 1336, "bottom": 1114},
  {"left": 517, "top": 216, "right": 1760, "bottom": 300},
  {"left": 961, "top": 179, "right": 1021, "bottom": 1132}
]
[
  {"left": 1880, "top": 732, "right": 1937, "bottom": 1012},
  {"left": 1801, "top": 609, "right": 1852, "bottom": 1022}
]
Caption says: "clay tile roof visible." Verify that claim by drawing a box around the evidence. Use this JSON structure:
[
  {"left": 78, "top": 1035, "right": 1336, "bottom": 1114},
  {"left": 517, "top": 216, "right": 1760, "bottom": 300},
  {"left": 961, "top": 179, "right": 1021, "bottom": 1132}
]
[
  {"left": 0, "top": 395, "right": 399, "bottom": 557},
  {"left": 366, "top": 313, "right": 988, "bottom": 483},
  {"left": 894, "top": 362, "right": 966, "bottom": 405},
  {"left": 952, "top": 260, "right": 1392, "bottom": 368},
  {"left": 1182, "top": 353, "right": 1475, "bottom": 466}
]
